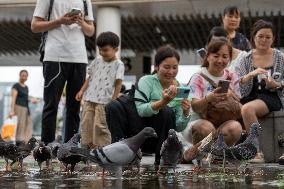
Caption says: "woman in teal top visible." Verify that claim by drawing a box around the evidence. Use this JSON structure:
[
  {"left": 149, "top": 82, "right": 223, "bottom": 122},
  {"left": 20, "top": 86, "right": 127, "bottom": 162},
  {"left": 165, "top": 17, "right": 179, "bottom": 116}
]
[{"left": 135, "top": 46, "right": 190, "bottom": 165}]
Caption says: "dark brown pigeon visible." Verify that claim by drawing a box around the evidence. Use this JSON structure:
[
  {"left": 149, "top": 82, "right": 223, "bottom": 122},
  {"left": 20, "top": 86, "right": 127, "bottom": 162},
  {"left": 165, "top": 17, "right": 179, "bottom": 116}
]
[{"left": 33, "top": 142, "right": 52, "bottom": 170}]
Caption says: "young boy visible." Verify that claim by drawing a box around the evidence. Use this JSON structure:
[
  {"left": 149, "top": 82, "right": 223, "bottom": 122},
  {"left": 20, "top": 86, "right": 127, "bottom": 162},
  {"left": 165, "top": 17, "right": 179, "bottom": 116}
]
[{"left": 76, "top": 31, "right": 125, "bottom": 149}]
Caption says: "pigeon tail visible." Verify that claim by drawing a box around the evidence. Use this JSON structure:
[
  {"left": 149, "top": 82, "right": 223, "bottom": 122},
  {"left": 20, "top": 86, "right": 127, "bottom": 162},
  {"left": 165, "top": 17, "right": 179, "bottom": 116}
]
[{"left": 70, "top": 147, "right": 98, "bottom": 163}]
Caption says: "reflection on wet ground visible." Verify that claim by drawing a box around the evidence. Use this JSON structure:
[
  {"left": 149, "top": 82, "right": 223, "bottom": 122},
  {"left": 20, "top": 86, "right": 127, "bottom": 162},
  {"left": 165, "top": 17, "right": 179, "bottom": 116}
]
[{"left": 0, "top": 157, "right": 284, "bottom": 189}]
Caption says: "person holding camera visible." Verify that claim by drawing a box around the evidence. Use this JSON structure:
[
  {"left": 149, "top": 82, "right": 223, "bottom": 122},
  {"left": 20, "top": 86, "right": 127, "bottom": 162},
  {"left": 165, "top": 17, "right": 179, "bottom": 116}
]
[
  {"left": 31, "top": 0, "right": 94, "bottom": 144},
  {"left": 236, "top": 20, "right": 284, "bottom": 163}
]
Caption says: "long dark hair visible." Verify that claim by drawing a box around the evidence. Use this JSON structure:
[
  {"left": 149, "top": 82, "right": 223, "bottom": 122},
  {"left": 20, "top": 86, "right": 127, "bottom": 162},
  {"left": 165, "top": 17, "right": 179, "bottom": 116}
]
[{"left": 202, "top": 38, "right": 232, "bottom": 67}]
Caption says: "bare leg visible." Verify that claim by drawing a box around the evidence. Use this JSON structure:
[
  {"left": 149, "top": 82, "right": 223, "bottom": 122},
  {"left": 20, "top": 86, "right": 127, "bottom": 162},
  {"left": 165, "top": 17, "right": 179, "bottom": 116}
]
[{"left": 241, "top": 100, "right": 269, "bottom": 132}]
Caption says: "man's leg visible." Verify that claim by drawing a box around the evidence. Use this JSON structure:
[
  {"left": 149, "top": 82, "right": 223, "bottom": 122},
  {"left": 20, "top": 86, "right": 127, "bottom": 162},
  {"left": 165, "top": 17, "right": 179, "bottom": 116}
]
[
  {"left": 64, "top": 63, "right": 86, "bottom": 142},
  {"left": 41, "top": 62, "right": 66, "bottom": 144}
]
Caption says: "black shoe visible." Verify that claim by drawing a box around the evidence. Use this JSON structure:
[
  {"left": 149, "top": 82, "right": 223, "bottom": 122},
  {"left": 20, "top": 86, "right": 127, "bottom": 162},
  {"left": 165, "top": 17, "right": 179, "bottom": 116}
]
[{"left": 279, "top": 155, "right": 284, "bottom": 165}]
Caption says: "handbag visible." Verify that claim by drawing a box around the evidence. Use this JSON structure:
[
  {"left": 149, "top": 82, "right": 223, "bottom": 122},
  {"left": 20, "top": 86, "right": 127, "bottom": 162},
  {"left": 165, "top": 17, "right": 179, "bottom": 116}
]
[
  {"left": 1, "top": 116, "right": 18, "bottom": 142},
  {"left": 199, "top": 73, "right": 242, "bottom": 127}
]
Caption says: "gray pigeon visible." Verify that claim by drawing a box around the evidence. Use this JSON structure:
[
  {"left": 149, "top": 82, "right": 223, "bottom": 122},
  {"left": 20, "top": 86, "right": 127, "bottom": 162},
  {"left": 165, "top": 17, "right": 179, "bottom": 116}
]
[
  {"left": 4, "top": 137, "right": 37, "bottom": 171},
  {"left": 70, "top": 127, "right": 157, "bottom": 177},
  {"left": 33, "top": 142, "right": 52, "bottom": 170},
  {"left": 47, "top": 135, "right": 62, "bottom": 159},
  {"left": 159, "top": 129, "right": 183, "bottom": 172},
  {"left": 57, "top": 133, "right": 81, "bottom": 172},
  {"left": 211, "top": 123, "right": 260, "bottom": 162}
]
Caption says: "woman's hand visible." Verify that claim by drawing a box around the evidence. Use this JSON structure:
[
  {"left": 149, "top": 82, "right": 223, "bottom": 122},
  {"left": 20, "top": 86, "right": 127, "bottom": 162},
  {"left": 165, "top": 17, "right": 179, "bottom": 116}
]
[
  {"left": 248, "top": 68, "right": 267, "bottom": 78},
  {"left": 73, "top": 14, "right": 85, "bottom": 26},
  {"left": 8, "top": 111, "right": 15, "bottom": 118},
  {"left": 206, "top": 88, "right": 228, "bottom": 103},
  {"left": 181, "top": 99, "right": 190, "bottom": 117},
  {"left": 265, "top": 77, "right": 281, "bottom": 89},
  {"left": 162, "top": 85, "right": 177, "bottom": 103}
]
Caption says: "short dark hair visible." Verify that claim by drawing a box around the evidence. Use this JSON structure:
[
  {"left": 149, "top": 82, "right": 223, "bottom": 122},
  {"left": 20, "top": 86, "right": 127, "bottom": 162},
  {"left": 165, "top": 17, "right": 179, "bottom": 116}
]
[
  {"left": 207, "top": 26, "right": 228, "bottom": 45},
  {"left": 154, "top": 46, "right": 180, "bottom": 67},
  {"left": 250, "top": 19, "right": 274, "bottom": 48},
  {"left": 96, "top": 31, "right": 120, "bottom": 48},
  {"left": 223, "top": 5, "right": 240, "bottom": 16},
  {"left": 19, "top": 69, "right": 28, "bottom": 75},
  {"left": 202, "top": 38, "right": 232, "bottom": 67}
]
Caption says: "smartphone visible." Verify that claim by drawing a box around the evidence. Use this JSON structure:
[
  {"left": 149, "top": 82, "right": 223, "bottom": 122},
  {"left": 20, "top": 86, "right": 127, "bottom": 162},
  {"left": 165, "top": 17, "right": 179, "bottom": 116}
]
[
  {"left": 175, "top": 87, "right": 190, "bottom": 99},
  {"left": 196, "top": 48, "right": 206, "bottom": 59},
  {"left": 68, "top": 8, "right": 81, "bottom": 16},
  {"left": 217, "top": 79, "right": 230, "bottom": 93},
  {"left": 272, "top": 72, "right": 281, "bottom": 81}
]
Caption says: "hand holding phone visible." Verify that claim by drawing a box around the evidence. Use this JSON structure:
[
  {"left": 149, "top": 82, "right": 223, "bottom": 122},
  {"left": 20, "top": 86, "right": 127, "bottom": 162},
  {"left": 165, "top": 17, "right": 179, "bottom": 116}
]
[
  {"left": 216, "top": 80, "right": 230, "bottom": 93},
  {"left": 175, "top": 86, "right": 191, "bottom": 99}
]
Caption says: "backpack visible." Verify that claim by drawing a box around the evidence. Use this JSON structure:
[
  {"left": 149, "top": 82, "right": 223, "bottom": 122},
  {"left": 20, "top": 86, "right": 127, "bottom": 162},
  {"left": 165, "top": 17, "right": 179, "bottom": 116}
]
[
  {"left": 38, "top": 0, "right": 89, "bottom": 62},
  {"left": 105, "top": 85, "right": 148, "bottom": 142}
]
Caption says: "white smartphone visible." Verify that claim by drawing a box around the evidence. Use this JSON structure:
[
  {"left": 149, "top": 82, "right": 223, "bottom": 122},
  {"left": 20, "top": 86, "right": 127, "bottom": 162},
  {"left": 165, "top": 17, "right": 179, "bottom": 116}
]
[{"left": 68, "top": 8, "right": 81, "bottom": 16}]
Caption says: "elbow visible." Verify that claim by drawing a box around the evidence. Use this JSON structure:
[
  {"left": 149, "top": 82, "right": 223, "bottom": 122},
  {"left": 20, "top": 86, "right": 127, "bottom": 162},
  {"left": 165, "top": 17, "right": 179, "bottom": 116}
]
[{"left": 31, "top": 22, "right": 40, "bottom": 33}]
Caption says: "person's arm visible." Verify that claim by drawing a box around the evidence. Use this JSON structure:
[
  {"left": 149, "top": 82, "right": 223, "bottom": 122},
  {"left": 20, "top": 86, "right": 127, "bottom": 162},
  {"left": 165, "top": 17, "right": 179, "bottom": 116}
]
[
  {"left": 175, "top": 99, "right": 191, "bottom": 132},
  {"left": 9, "top": 88, "right": 18, "bottom": 117},
  {"left": 112, "top": 79, "right": 122, "bottom": 100},
  {"left": 31, "top": 14, "right": 77, "bottom": 33},
  {"left": 73, "top": 15, "right": 95, "bottom": 37},
  {"left": 75, "top": 77, "right": 90, "bottom": 101}
]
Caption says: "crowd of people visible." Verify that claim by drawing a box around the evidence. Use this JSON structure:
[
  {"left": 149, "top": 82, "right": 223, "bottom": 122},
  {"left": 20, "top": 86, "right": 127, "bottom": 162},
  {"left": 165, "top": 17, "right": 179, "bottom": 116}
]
[{"left": 7, "top": 3, "right": 284, "bottom": 167}]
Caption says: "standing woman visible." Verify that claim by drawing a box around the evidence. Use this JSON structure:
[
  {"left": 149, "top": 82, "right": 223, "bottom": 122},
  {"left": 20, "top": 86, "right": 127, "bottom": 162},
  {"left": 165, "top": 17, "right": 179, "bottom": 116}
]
[
  {"left": 9, "top": 70, "right": 33, "bottom": 146},
  {"left": 222, "top": 5, "right": 251, "bottom": 51}
]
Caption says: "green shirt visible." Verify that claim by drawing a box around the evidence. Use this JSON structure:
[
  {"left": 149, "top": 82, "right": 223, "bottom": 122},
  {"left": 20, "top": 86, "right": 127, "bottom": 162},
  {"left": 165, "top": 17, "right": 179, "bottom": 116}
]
[{"left": 135, "top": 74, "right": 190, "bottom": 132}]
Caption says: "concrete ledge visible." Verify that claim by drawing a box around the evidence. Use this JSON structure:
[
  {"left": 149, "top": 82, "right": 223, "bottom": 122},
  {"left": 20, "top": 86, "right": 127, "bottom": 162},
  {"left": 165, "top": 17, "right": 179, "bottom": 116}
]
[{"left": 259, "top": 111, "right": 284, "bottom": 163}]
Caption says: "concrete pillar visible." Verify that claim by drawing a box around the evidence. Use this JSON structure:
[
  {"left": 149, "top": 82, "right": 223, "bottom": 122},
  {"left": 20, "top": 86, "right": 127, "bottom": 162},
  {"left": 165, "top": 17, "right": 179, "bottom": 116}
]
[{"left": 96, "top": 6, "right": 121, "bottom": 57}]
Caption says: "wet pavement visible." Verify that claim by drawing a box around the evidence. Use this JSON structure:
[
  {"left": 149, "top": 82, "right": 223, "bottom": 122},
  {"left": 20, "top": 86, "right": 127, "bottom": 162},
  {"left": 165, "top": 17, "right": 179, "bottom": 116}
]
[{"left": 0, "top": 156, "right": 284, "bottom": 189}]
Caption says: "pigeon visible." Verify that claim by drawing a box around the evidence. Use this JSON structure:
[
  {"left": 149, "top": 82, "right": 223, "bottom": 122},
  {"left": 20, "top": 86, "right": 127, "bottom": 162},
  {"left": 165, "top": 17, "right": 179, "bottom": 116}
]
[
  {"left": 70, "top": 127, "right": 157, "bottom": 177},
  {"left": 159, "top": 129, "right": 183, "bottom": 172},
  {"left": 33, "top": 142, "right": 52, "bottom": 170},
  {"left": 211, "top": 123, "right": 261, "bottom": 162},
  {"left": 182, "top": 132, "right": 213, "bottom": 167},
  {"left": 57, "top": 133, "right": 82, "bottom": 173},
  {"left": 4, "top": 137, "right": 37, "bottom": 171},
  {"left": 47, "top": 135, "right": 62, "bottom": 159}
]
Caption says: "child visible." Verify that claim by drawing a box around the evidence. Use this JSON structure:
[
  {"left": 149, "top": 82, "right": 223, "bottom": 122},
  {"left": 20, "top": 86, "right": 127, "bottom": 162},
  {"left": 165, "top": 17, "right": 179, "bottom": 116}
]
[{"left": 76, "top": 31, "right": 125, "bottom": 149}]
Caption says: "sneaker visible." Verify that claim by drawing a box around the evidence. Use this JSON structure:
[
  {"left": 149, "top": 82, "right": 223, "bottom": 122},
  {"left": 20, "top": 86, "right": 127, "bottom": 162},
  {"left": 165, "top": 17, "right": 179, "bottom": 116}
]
[
  {"left": 278, "top": 154, "right": 284, "bottom": 165},
  {"left": 248, "top": 152, "right": 265, "bottom": 163}
]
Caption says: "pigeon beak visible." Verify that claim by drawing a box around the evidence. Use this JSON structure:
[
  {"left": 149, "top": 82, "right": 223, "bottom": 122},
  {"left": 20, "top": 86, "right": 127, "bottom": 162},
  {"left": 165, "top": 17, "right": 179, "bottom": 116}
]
[{"left": 153, "top": 132, "right": 158, "bottom": 138}]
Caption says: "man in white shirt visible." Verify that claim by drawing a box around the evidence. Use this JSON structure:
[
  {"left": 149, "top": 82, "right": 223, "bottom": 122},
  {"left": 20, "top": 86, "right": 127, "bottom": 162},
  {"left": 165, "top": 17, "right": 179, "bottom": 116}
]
[{"left": 31, "top": 0, "right": 95, "bottom": 144}]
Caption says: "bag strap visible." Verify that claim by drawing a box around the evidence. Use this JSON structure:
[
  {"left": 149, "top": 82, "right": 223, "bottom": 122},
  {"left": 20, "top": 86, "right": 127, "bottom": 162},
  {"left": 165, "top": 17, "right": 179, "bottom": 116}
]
[
  {"left": 199, "top": 72, "right": 218, "bottom": 88},
  {"left": 83, "top": 0, "right": 88, "bottom": 16},
  {"left": 47, "top": 0, "right": 54, "bottom": 21}
]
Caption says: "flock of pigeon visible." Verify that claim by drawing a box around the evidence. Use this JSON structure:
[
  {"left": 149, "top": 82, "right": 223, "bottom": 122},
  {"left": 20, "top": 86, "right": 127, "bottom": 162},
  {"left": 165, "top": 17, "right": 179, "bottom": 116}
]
[{"left": 0, "top": 123, "right": 261, "bottom": 176}]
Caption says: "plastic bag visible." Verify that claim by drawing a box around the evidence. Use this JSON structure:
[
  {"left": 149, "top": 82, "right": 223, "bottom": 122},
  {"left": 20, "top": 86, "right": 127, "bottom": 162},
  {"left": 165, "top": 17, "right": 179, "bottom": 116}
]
[{"left": 1, "top": 116, "right": 17, "bottom": 142}]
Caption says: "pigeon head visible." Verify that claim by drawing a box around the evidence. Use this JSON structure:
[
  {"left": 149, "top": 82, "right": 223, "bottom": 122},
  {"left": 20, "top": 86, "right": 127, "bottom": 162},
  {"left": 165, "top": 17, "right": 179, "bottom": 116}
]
[
  {"left": 69, "top": 133, "right": 81, "bottom": 144},
  {"left": 39, "top": 141, "right": 45, "bottom": 147},
  {"left": 141, "top": 127, "right": 157, "bottom": 138},
  {"left": 55, "top": 135, "right": 63, "bottom": 143},
  {"left": 28, "top": 137, "right": 38, "bottom": 148},
  {"left": 167, "top": 129, "right": 177, "bottom": 139},
  {"left": 250, "top": 122, "right": 261, "bottom": 136}
]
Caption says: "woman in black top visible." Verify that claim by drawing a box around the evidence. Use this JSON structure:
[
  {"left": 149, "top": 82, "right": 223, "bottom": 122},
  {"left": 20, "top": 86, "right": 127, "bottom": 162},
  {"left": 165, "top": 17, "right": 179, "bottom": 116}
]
[
  {"left": 222, "top": 5, "right": 251, "bottom": 51},
  {"left": 9, "top": 70, "right": 33, "bottom": 146}
]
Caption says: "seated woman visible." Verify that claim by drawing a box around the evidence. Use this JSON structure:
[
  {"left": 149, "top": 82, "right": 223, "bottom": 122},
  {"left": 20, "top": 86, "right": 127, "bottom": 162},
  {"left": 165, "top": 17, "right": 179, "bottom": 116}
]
[
  {"left": 134, "top": 46, "right": 190, "bottom": 165},
  {"left": 207, "top": 26, "right": 247, "bottom": 72},
  {"left": 236, "top": 20, "right": 284, "bottom": 162},
  {"left": 183, "top": 38, "right": 243, "bottom": 162}
]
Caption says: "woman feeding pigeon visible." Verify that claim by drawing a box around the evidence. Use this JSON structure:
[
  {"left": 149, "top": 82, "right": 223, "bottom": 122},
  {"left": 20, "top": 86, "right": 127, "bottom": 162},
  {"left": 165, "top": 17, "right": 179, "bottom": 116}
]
[{"left": 134, "top": 45, "right": 191, "bottom": 165}]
